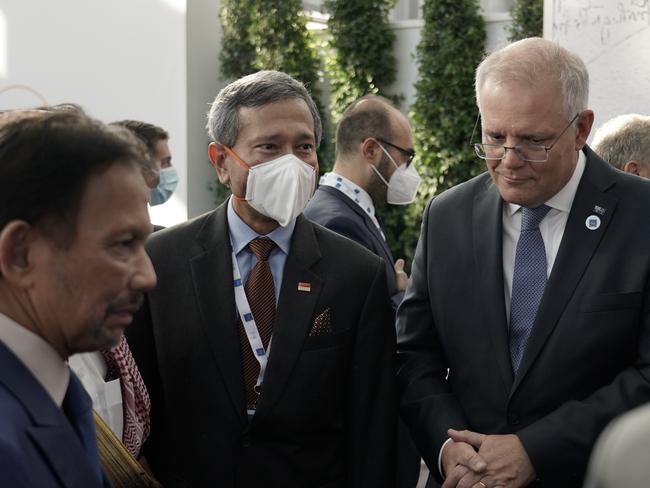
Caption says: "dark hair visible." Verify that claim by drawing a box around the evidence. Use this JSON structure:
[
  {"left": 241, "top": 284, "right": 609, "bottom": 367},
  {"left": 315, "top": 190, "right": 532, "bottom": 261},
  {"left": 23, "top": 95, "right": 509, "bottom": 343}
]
[
  {"left": 336, "top": 95, "right": 398, "bottom": 156},
  {"left": 0, "top": 110, "right": 147, "bottom": 247},
  {"left": 111, "top": 120, "right": 169, "bottom": 154}
]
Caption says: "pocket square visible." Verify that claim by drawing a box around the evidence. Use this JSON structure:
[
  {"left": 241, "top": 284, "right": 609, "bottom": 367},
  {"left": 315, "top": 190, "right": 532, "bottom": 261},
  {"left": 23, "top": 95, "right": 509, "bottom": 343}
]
[{"left": 309, "top": 308, "right": 332, "bottom": 336}]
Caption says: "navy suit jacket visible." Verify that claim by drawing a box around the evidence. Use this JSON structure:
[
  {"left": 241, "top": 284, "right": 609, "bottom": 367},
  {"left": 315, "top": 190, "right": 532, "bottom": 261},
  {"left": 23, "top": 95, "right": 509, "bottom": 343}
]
[
  {"left": 397, "top": 147, "right": 650, "bottom": 487},
  {"left": 304, "top": 185, "right": 403, "bottom": 308},
  {"left": 0, "top": 342, "right": 109, "bottom": 487}
]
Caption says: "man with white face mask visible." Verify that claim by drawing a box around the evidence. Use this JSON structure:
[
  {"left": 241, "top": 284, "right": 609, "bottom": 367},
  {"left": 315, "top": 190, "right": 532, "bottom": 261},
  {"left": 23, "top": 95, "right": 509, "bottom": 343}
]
[
  {"left": 127, "top": 70, "right": 396, "bottom": 487},
  {"left": 304, "top": 95, "right": 422, "bottom": 488},
  {"left": 305, "top": 95, "right": 420, "bottom": 309}
]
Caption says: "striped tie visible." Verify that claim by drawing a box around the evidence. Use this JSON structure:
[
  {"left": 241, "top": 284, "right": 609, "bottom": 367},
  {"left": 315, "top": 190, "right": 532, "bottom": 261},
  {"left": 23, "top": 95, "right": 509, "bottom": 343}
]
[{"left": 239, "top": 238, "right": 276, "bottom": 410}]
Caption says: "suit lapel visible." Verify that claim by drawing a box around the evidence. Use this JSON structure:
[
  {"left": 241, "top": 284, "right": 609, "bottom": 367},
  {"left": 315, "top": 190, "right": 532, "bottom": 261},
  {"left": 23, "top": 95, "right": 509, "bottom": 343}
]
[
  {"left": 251, "top": 216, "right": 323, "bottom": 423},
  {"left": 0, "top": 344, "right": 102, "bottom": 487},
  {"left": 513, "top": 150, "right": 619, "bottom": 391},
  {"left": 321, "top": 186, "right": 391, "bottom": 257},
  {"left": 320, "top": 185, "right": 396, "bottom": 280},
  {"left": 189, "top": 204, "right": 246, "bottom": 424},
  {"left": 473, "top": 179, "right": 514, "bottom": 392}
]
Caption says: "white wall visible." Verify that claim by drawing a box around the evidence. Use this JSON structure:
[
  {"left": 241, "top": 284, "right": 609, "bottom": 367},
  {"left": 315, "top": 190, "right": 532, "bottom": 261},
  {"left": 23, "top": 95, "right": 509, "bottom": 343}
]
[{"left": 0, "top": 0, "right": 189, "bottom": 227}]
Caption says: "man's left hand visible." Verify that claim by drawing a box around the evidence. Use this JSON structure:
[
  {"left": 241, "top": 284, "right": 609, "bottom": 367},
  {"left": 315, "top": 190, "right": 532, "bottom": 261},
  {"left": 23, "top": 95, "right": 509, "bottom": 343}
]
[{"left": 447, "top": 429, "right": 536, "bottom": 488}]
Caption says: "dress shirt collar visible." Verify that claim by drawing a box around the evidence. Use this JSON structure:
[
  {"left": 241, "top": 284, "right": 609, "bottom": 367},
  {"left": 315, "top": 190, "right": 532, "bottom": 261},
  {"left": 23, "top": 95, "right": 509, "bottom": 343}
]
[
  {"left": 0, "top": 312, "right": 69, "bottom": 406},
  {"left": 226, "top": 196, "right": 294, "bottom": 255},
  {"left": 320, "top": 172, "right": 378, "bottom": 218},
  {"left": 505, "top": 149, "right": 587, "bottom": 217}
]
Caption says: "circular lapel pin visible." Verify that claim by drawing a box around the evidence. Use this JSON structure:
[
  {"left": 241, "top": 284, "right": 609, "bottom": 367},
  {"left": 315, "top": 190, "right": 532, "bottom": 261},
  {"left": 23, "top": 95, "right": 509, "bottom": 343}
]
[{"left": 585, "top": 215, "right": 601, "bottom": 230}]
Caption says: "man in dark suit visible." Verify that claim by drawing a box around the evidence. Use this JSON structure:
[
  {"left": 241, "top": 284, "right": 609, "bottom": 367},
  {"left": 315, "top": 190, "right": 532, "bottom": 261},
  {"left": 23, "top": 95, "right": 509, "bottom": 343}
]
[
  {"left": 0, "top": 109, "right": 156, "bottom": 487},
  {"left": 127, "top": 70, "right": 396, "bottom": 487},
  {"left": 304, "top": 95, "right": 420, "bottom": 308},
  {"left": 396, "top": 38, "right": 650, "bottom": 488},
  {"left": 304, "top": 95, "right": 422, "bottom": 487}
]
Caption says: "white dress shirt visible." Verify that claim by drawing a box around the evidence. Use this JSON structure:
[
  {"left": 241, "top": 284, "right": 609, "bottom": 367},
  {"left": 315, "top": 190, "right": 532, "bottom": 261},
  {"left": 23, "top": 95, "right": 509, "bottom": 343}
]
[
  {"left": 0, "top": 312, "right": 69, "bottom": 407},
  {"left": 69, "top": 351, "right": 124, "bottom": 439},
  {"left": 501, "top": 151, "right": 586, "bottom": 321}
]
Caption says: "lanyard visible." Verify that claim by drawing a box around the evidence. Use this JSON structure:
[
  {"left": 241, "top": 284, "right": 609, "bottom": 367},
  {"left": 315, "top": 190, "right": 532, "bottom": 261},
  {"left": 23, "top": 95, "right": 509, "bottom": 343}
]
[{"left": 230, "top": 244, "right": 273, "bottom": 413}]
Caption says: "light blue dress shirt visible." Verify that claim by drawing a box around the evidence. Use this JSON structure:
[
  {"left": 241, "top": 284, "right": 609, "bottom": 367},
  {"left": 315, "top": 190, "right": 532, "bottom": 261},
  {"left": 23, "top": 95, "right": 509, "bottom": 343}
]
[{"left": 226, "top": 197, "right": 294, "bottom": 302}]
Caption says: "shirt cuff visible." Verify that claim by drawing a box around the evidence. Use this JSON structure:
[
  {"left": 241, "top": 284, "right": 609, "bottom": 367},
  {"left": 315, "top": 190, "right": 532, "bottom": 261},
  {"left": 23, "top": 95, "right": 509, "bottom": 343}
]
[{"left": 438, "top": 437, "right": 453, "bottom": 479}]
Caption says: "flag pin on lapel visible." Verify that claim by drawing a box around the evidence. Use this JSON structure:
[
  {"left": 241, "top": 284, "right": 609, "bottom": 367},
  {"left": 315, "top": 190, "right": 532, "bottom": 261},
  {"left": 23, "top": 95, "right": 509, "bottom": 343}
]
[
  {"left": 298, "top": 282, "right": 311, "bottom": 292},
  {"left": 593, "top": 205, "right": 606, "bottom": 215}
]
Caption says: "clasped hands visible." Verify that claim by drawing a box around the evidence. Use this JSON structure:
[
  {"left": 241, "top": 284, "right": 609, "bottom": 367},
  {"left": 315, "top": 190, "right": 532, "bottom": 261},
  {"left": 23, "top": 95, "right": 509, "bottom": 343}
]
[{"left": 440, "top": 429, "right": 536, "bottom": 488}]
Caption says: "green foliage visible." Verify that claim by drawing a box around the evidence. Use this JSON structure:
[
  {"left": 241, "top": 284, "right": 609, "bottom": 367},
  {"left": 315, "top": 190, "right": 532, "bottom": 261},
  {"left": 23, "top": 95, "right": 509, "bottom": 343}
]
[
  {"left": 215, "top": 0, "right": 330, "bottom": 205},
  {"left": 385, "top": 0, "right": 486, "bottom": 263},
  {"left": 323, "top": 0, "right": 400, "bottom": 119},
  {"left": 508, "top": 0, "right": 543, "bottom": 41}
]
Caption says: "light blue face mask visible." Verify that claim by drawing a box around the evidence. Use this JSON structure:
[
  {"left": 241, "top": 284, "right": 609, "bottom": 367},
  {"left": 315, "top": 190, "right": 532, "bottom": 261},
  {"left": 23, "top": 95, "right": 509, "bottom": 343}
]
[{"left": 150, "top": 167, "right": 178, "bottom": 206}]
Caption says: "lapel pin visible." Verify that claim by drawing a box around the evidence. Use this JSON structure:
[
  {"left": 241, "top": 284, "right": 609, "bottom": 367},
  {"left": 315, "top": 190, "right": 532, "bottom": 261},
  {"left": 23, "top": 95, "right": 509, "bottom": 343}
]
[
  {"left": 297, "top": 282, "right": 312, "bottom": 292},
  {"left": 585, "top": 215, "right": 601, "bottom": 231},
  {"left": 593, "top": 205, "right": 606, "bottom": 215}
]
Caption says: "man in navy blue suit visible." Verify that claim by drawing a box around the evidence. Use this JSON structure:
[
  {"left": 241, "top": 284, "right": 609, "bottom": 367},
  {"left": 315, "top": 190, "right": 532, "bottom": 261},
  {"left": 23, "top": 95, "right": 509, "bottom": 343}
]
[
  {"left": 304, "top": 95, "right": 421, "bottom": 309},
  {"left": 304, "top": 95, "right": 422, "bottom": 487},
  {"left": 0, "top": 109, "right": 156, "bottom": 487}
]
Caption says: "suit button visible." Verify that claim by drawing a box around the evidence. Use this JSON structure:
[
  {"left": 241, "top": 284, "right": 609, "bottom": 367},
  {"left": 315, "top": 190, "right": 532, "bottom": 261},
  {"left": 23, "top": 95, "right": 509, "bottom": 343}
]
[
  {"left": 242, "top": 435, "right": 251, "bottom": 448},
  {"left": 508, "top": 414, "right": 520, "bottom": 426}
]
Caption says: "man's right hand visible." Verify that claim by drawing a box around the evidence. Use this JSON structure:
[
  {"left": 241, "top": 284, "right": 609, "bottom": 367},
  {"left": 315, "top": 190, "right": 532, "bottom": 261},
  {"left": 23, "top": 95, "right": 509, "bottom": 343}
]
[
  {"left": 441, "top": 439, "right": 487, "bottom": 488},
  {"left": 394, "top": 258, "right": 409, "bottom": 292}
]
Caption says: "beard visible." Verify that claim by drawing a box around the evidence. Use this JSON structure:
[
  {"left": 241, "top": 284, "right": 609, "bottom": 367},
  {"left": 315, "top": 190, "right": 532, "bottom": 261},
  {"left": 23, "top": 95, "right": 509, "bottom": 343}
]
[{"left": 367, "top": 154, "right": 392, "bottom": 208}]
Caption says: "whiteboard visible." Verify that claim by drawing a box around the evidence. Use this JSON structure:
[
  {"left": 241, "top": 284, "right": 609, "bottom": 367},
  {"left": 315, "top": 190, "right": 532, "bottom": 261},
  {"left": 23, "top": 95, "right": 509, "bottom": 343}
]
[{"left": 544, "top": 0, "right": 650, "bottom": 141}]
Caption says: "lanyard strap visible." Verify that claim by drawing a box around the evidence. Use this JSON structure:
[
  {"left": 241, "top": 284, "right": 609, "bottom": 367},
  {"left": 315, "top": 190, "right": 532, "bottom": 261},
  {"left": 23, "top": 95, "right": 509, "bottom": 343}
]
[{"left": 230, "top": 245, "right": 272, "bottom": 404}]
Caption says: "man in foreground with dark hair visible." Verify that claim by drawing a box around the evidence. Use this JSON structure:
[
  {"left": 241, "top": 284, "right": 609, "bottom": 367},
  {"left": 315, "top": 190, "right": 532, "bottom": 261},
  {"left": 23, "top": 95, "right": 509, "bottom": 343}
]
[{"left": 0, "top": 109, "right": 156, "bottom": 486}]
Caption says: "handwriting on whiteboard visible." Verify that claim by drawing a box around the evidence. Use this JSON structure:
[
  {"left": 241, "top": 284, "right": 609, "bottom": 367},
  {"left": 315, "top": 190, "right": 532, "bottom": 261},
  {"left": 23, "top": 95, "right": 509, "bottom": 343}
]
[{"left": 552, "top": 0, "right": 650, "bottom": 62}]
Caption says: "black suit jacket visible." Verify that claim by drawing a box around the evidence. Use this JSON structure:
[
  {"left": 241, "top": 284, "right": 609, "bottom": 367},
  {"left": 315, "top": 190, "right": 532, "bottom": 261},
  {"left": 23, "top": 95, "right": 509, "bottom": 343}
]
[
  {"left": 396, "top": 147, "right": 650, "bottom": 487},
  {"left": 0, "top": 342, "right": 110, "bottom": 488},
  {"left": 304, "top": 185, "right": 403, "bottom": 307},
  {"left": 127, "top": 202, "right": 396, "bottom": 487}
]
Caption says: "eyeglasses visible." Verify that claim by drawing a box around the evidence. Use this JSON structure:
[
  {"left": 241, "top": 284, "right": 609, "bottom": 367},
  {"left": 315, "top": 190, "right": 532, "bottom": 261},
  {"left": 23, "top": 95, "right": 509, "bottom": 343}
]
[
  {"left": 472, "top": 112, "right": 580, "bottom": 163},
  {"left": 376, "top": 138, "right": 416, "bottom": 166}
]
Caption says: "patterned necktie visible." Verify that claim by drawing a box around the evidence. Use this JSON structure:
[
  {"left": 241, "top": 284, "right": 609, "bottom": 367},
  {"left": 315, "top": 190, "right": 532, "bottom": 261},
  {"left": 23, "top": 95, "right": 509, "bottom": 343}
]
[
  {"left": 63, "top": 370, "right": 103, "bottom": 482},
  {"left": 509, "top": 205, "right": 551, "bottom": 373},
  {"left": 239, "top": 237, "right": 277, "bottom": 409},
  {"left": 101, "top": 335, "right": 151, "bottom": 457}
]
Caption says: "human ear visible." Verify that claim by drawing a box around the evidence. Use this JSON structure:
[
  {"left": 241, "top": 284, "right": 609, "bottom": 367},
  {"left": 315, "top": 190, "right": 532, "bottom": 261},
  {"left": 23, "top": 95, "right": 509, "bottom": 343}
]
[
  {"left": 361, "top": 138, "right": 382, "bottom": 167},
  {"left": 623, "top": 160, "right": 639, "bottom": 175},
  {"left": 574, "top": 110, "right": 595, "bottom": 150},
  {"left": 0, "top": 220, "right": 36, "bottom": 286},
  {"left": 208, "top": 142, "right": 231, "bottom": 186}
]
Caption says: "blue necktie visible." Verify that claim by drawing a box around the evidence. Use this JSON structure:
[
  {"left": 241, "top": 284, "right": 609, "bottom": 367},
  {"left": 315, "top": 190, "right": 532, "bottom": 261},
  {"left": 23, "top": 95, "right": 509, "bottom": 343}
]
[
  {"left": 62, "top": 370, "right": 103, "bottom": 483},
  {"left": 509, "top": 205, "right": 551, "bottom": 373}
]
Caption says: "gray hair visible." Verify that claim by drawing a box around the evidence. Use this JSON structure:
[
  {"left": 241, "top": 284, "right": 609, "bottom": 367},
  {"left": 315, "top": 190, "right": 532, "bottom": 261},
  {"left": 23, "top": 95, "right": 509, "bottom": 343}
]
[
  {"left": 475, "top": 37, "right": 589, "bottom": 122},
  {"left": 206, "top": 70, "right": 322, "bottom": 147},
  {"left": 591, "top": 114, "right": 650, "bottom": 170}
]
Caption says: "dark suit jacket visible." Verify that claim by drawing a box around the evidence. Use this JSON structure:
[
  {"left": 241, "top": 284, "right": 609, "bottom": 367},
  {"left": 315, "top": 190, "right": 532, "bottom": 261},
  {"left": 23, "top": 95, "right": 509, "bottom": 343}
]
[
  {"left": 127, "top": 202, "right": 396, "bottom": 487},
  {"left": 0, "top": 342, "right": 109, "bottom": 487},
  {"left": 304, "top": 185, "right": 403, "bottom": 307},
  {"left": 396, "top": 147, "right": 650, "bottom": 487}
]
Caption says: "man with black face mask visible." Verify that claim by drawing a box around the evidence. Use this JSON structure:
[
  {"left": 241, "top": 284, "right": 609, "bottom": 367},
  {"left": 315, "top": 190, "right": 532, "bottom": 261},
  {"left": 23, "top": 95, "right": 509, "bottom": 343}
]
[
  {"left": 127, "top": 70, "right": 396, "bottom": 487},
  {"left": 304, "top": 95, "right": 422, "bottom": 487}
]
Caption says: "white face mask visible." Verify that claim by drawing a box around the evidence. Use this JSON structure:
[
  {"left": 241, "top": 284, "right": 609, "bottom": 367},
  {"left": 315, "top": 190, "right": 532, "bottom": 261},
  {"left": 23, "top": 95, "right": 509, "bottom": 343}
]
[
  {"left": 226, "top": 148, "right": 317, "bottom": 226},
  {"left": 372, "top": 143, "right": 421, "bottom": 205}
]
